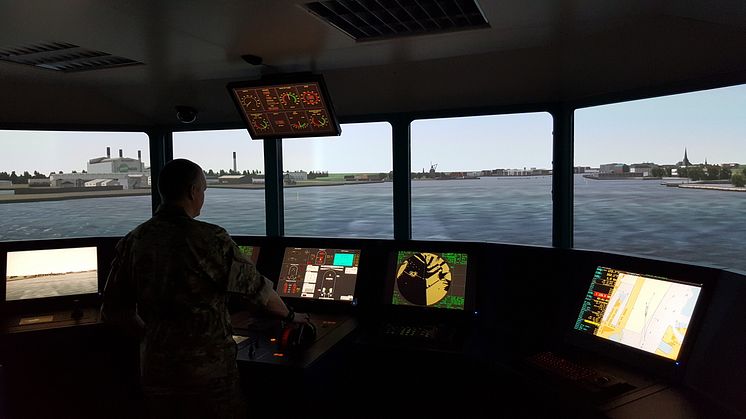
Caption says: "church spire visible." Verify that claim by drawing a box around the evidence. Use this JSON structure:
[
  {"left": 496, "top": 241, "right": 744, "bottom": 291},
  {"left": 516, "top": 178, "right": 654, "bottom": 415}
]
[{"left": 683, "top": 148, "right": 692, "bottom": 166}]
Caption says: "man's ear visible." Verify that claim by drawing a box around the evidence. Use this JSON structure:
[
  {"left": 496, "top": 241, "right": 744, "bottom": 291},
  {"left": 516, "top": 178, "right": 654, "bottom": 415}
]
[{"left": 187, "top": 184, "right": 198, "bottom": 200}]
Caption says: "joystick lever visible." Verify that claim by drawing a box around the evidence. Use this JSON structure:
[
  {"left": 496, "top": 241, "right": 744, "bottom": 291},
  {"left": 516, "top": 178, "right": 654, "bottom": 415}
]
[{"left": 71, "top": 299, "right": 84, "bottom": 320}]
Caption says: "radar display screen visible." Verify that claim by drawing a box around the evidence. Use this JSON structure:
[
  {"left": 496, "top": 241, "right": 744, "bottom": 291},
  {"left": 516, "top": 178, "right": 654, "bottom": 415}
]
[
  {"left": 237, "top": 245, "right": 260, "bottom": 264},
  {"left": 228, "top": 74, "right": 341, "bottom": 140},
  {"left": 5, "top": 247, "right": 98, "bottom": 301},
  {"left": 390, "top": 251, "right": 468, "bottom": 310},
  {"left": 574, "top": 266, "right": 702, "bottom": 361},
  {"left": 277, "top": 247, "right": 360, "bottom": 302}
]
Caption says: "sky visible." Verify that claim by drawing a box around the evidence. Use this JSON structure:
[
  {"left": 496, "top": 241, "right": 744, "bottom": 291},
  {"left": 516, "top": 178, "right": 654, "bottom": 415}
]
[
  {"left": 0, "top": 131, "right": 149, "bottom": 175},
  {"left": 6, "top": 247, "right": 98, "bottom": 277},
  {"left": 575, "top": 84, "right": 746, "bottom": 167},
  {"left": 1, "top": 84, "right": 744, "bottom": 174}
]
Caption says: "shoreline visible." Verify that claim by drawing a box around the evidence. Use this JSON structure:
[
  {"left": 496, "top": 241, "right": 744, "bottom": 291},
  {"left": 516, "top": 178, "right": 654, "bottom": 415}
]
[
  {"left": 677, "top": 184, "right": 746, "bottom": 192},
  {"left": 0, "top": 189, "right": 152, "bottom": 204},
  {"left": 0, "top": 180, "right": 386, "bottom": 203}
]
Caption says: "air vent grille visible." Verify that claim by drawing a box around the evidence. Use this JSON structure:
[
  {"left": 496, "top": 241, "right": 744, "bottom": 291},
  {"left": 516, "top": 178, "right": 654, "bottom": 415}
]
[
  {"left": 304, "top": 0, "right": 489, "bottom": 41},
  {"left": 0, "top": 42, "right": 142, "bottom": 72}
]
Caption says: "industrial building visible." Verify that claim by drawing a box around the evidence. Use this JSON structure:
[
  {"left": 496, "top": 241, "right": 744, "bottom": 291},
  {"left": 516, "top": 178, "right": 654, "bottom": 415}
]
[{"left": 48, "top": 147, "right": 150, "bottom": 190}]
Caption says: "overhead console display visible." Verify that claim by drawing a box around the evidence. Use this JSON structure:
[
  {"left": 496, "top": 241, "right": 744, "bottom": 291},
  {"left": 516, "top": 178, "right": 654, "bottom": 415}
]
[
  {"left": 278, "top": 247, "right": 360, "bottom": 302},
  {"left": 389, "top": 251, "right": 469, "bottom": 310},
  {"left": 573, "top": 266, "right": 702, "bottom": 361},
  {"left": 227, "top": 73, "right": 341, "bottom": 140}
]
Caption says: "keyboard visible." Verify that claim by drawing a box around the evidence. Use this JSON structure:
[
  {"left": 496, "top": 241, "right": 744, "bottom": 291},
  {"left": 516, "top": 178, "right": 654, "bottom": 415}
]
[
  {"left": 383, "top": 324, "right": 438, "bottom": 339},
  {"left": 526, "top": 351, "right": 637, "bottom": 400},
  {"left": 527, "top": 351, "right": 600, "bottom": 381}
]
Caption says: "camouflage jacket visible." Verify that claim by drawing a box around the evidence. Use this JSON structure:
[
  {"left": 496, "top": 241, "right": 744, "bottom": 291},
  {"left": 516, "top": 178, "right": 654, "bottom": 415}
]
[{"left": 101, "top": 204, "right": 272, "bottom": 388}]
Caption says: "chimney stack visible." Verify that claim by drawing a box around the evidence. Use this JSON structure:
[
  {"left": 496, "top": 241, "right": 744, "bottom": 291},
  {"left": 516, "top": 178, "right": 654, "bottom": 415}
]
[
  {"left": 106, "top": 147, "right": 110, "bottom": 158},
  {"left": 119, "top": 149, "right": 123, "bottom": 158},
  {"left": 233, "top": 152, "right": 237, "bottom": 173},
  {"left": 138, "top": 150, "right": 142, "bottom": 170}
]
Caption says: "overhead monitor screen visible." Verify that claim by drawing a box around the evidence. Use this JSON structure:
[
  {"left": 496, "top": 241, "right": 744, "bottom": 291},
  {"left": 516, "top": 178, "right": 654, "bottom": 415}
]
[
  {"left": 390, "top": 251, "right": 468, "bottom": 310},
  {"left": 573, "top": 266, "right": 702, "bottom": 361},
  {"left": 278, "top": 247, "right": 360, "bottom": 302},
  {"left": 228, "top": 74, "right": 341, "bottom": 140},
  {"left": 5, "top": 247, "right": 98, "bottom": 301}
]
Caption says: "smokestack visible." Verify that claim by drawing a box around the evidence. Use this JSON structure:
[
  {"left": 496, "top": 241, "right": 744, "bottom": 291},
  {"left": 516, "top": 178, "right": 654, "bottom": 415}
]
[
  {"left": 233, "top": 152, "right": 237, "bottom": 173},
  {"left": 138, "top": 150, "right": 142, "bottom": 169},
  {"left": 119, "top": 149, "right": 123, "bottom": 158},
  {"left": 106, "top": 147, "right": 110, "bottom": 158}
]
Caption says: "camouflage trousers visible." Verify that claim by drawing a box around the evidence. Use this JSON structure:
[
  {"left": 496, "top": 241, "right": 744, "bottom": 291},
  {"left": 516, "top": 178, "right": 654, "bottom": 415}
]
[{"left": 143, "top": 374, "right": 246, "bottom": 419}]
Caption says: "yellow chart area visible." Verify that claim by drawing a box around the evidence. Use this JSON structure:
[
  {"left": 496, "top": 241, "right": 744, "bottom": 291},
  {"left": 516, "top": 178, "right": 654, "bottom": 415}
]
[{"left": 595, "top": 273, "right": 699, "bottom": 360}]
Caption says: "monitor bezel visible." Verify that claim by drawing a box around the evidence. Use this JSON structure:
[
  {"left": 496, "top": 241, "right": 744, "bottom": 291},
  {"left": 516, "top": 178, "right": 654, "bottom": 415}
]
[
  {"left": 564, "top": 253, "right": 713, "bottom": 379},
  {"left": 384, "top": 247, "right": 476, "bottom": 317},
  {"left": 226, "top": 72, "right": 342, "bottom": 140},
  {"left": 1, "top": 238, "right": 104, "bottom": 314},
  {"left": 276, "top": 245, "right": 363, "bottom": 307}
]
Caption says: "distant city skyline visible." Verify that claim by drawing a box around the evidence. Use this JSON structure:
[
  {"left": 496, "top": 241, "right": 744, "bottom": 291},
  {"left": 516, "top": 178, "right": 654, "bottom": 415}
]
[{"left": 1, "top": 84, "right": 744, "bottom": 175}]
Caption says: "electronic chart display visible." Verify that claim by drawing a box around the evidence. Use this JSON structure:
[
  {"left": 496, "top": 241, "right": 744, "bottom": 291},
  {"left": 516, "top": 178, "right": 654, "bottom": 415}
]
[
  {"left": 277, "top": 247, "right": 360, "bottom": 302},
  {"left": 389, "top": 251, "right": 469, "bottom": 310},
  {"left": 5, "top": 247, "right": 98, "bottom": 301},
  {"left": 574, "top": 266, "right": 702, "bottom": 361}
]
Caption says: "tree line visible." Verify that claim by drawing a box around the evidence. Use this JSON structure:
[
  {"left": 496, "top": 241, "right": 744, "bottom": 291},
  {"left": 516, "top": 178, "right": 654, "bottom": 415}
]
[
  {"left": 0, "top": 171, "right": 55, "bottom": 184},
  {"left": 203, "top": 169, "right": 262, "bottom": 177},
  {"left": 651, "top": 165, "right": 746, "bottom": 187}
]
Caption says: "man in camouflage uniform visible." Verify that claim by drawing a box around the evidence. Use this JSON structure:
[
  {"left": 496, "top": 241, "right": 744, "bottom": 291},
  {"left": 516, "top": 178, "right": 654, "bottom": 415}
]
[{"left": 102, "top": 159, "right": 308, "bottom": 418}]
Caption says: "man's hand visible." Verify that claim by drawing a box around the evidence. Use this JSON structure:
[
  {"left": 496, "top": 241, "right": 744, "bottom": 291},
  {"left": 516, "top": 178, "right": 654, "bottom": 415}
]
[{"left": 292, "top": 312, "right": 312, "bottom": 324}]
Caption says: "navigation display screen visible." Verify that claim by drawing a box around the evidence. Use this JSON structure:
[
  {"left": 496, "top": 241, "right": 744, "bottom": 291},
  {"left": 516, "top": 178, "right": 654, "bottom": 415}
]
[
  {"left": 238, "top": 245, "right": 260, "bottom": 264},
  {"left": 389, "top": 251, "right": 468, "bottom": 310},
  {"left": 228, "top": 74, "right": 341, "bottom": 139},
  {"left": 5, "top": 247, "right": 98, "bottom": 301},
  {"left": 574, "top": 266, "right": 702, "bottom": 361},
  {"left": 277, "top": 247, "right": 360, "bottom": 302}
]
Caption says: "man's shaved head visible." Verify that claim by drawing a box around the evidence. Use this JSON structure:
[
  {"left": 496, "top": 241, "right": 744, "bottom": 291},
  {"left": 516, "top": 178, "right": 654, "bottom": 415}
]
[{"left": 158, "top": 159, "right": 204, "bottom": 203}]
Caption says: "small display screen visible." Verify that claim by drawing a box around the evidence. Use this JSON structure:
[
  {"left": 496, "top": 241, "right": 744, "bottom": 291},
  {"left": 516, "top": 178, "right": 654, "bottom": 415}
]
[
  {"left": 277, "top": 247, "right": 360, "bottom": 302},
  {"left": 228, "top": 75, "right": 341, "bottom": 139},
  {"left": 5, "top": 247, "right": 98, "bottom": 301},
  {"left": 390, "top": 251, "right": 468, "bottom": 310},
  {"left": 574, "top": 266, "right": 702, "bottom": 361},
  {"left": 238, "top": 245, "right": 260, "bottom": 264}
]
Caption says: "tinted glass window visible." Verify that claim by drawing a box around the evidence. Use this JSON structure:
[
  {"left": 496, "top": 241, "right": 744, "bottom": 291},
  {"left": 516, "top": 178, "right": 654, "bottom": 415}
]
[
  {"left": 0, "top": 131, "right": 151, "bottom": 240},
  {"left": 575, "top": 84, "right": 746, "bottom": 272},
  {"left": 173, "top": 129, "right": 266, "bottom": 235},
  {"left": 282, "top": 122, "right": 393, "bottom": 238},
  {"left": 411, "top": 113, "right": 553, "bottom": 245}
]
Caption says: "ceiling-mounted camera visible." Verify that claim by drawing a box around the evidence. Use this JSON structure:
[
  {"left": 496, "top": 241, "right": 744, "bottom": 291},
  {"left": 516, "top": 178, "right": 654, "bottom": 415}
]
[{"left": 175, "top": 106, "right": 197, "bottom": 124}]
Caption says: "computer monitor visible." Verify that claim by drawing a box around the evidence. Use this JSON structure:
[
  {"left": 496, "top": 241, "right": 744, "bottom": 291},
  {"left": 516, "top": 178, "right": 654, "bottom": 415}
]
[
  {"left": 227, "top": 73, "right": 341, "bottom": 140},
  {"left": 573, "top": 266, "right": 702, "bottom": 361},
  {"left": 387, "top": 251, "right": 469, "bottom": 311},
  {"left": 277, "top": 247, "right": 360, "bottom": 302},
  {"left": 5, "top": 246, "right": 98, "bottom": 302},
  {"left": 238, "top": 245, "right": 260, "bottom": 264}
]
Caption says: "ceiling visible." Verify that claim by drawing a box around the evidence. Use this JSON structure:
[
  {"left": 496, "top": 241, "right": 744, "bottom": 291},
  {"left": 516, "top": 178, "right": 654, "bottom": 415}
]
[{"left": 1, "top": 0, "right": 745, "bottom": 127}]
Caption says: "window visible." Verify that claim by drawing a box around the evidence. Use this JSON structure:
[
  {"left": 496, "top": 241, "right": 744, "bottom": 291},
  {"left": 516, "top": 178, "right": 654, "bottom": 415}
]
[
  {"left": 173, "top": 129, "right": 265, "bottom": 235},
  {"left": 575, "top": 84, "right": 746, "bottom": 272},
  {"left": 0, "top": 130, "right": 151, "bottom": 240},
  {"left": 282, "top": 122, "right": 393, "bottom": 238},
  {"left": 411, "top": 113, "right": 553, "bottom": 245}
]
